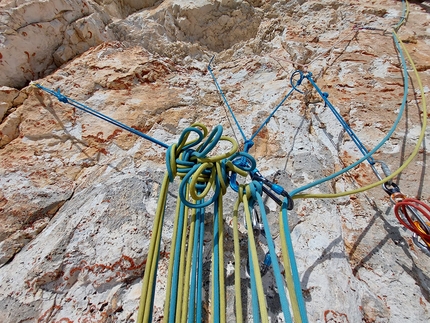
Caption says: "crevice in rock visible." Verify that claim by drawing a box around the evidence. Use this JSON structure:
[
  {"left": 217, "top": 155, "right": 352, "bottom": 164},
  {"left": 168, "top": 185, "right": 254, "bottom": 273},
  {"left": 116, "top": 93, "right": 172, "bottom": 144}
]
[
  {"left": 0, "top": 186, "right": 76, "bottom": 268},
  {"left": 93, "top": 0, "right": 164, "bottom": 19}
]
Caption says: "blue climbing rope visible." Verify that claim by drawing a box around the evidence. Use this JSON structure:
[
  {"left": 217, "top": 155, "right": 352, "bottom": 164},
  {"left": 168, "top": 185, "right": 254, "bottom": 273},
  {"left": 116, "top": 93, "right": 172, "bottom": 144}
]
[
  {"left": 253, "top": 183, "right": 294, "bottom": 323},
  {"left": 208, "top": 57, "right": 304, "bottom": 153},
  {"left": 188, "top": 203, "right": 203, "bottom": 322},
  {"left": 250, "top": 70, "right": 304, "bottom": 142},
  {"left": 290, "top": 28, "right": 409, "bottom": 197},
  {"left": 208, "top": 56, "right": 248, "bottom": 142},
  {"left": 31, "top": 82, "right": 169, "bottom": 149},
  {"left": 305, "top": 73, "right": 375, "bottom": 165},
  {"left": 394, "top": 0, "right": 409, "bottom": 31},
  {"left": 212, "top": 196, "right": 221, "bottom": 323},
  {"left": 281, "top": 200, "right": 308, "bottom": 322}
]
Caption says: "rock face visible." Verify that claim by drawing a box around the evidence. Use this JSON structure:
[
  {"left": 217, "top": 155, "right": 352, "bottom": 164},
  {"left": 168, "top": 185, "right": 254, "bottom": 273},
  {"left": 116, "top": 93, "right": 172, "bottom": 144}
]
[
  {"left": 1, "top": 0, "right": 430, "bottom": 322},
  {"left": 0, "top": 0, "right": 114, "bottom": 88}
]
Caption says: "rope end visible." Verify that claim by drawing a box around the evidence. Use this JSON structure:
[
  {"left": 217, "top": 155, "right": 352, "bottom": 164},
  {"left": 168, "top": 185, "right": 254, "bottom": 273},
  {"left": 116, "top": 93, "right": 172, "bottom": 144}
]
[{"left": 29, "top": 81, "right": 39, "bottom": 88}]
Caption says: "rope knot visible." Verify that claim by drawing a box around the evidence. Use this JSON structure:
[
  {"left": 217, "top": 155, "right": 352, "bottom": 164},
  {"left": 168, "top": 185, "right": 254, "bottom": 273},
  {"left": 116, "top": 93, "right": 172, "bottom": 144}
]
[
  {"left": 166, "top": 124, "right": 253, "bottom": 208},
  {"left": 56, "top": 89, "right": 69, "bottom": 103}
]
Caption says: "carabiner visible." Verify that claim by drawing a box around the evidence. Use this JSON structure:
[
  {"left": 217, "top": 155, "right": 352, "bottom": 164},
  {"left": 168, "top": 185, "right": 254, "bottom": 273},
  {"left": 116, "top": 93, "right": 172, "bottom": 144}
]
[
  {"left": 252, "top": 205, "right": 264, "bottom": 233},
  {"left": 252, "top": 172, "right": 294, "bottom": 210},
  {"left": 382, "top": 182, "right": 400, "bottom": 196}
]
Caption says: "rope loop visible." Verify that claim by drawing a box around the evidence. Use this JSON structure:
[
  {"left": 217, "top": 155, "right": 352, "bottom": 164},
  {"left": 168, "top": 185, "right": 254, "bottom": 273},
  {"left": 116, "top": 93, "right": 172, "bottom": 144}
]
[
  {"left": 176, "top": 124, "right": 206, "bottom": 152},
  {"left": 228, "top": 152, "right": 257, "bottom": 192},
  {"left": 243, "top": 139, "right": 255, "bottom": 153},
  {"left": 237, "top": 181, "right": 263, "bottom": 207},
  {"left": 248, "top": 180, "right": 263, "bottom": 200},
  {"left": 194, "top": 124, "right": 222, "bottom": 158},
  {"left": 167, "top": 124, "right": 253, "bottom": 208},
  {"left": 290, "top": 70, "right": 305, "bottom": 94},
  {"left": 166, "top": 144, "right": 180, "bottom": 182},
  {"left": 229, "top": 151, "right": 257, "bottom": 173}
]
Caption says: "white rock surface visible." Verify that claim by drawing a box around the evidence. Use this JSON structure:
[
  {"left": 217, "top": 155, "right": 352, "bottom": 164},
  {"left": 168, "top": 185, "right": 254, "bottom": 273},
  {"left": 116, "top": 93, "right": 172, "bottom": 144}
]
[
  {"left": 0, "top": 0, "right": 430, "bottom": 322},
  {"left": 0, "top": 0, "right": 114, "bottom": 88}
]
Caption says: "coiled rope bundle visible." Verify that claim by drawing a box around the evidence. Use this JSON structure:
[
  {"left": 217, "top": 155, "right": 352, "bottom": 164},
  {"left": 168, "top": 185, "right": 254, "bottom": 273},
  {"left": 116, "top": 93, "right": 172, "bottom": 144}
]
[{"left": 137, "top": 123, "right": 308, "bottom": 323}]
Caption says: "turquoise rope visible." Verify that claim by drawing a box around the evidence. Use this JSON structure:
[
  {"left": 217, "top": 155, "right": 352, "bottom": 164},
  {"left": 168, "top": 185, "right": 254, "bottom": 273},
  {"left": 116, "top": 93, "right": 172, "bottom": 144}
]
[
  {"left": 196, "top": 205, "right": 205, "bottom": 322},
  {"left": 208, "top": 57, "right": 248, "bottom": 142},
  {"left": 208, "top": 58, "right": 304, "bottom": 151},
  {"left": 195, "top": 125, "right": 223, "bottom": 157},
  {"left": 254, "top": 187, "right": 293, "bottom": 322},
  {"left": 249, "top": 87, "right": 295, "bottom": 142},
  {"left": 179, "top": 164, "right": 222, "bottom": 208},
  {"left": 168, "top": 200, "right": 187, "bottom": 322},
  {"left": 394, "top": 0, "right": 407, "bottom": 31},
  {"left": 281, "top": 202, "right": 309, "bottom": 322},
  {"left": 250, "top": 71, "right": 304, "bottom": 142},
  {"left": 188, "top": 202, "right": 203, "bottom": 322},
  {"left": 213, "top": 197, "right": 221, "bottom": 323}
]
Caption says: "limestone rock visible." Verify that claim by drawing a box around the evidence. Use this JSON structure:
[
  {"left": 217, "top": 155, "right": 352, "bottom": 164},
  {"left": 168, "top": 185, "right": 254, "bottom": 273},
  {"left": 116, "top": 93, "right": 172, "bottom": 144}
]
[
  {"left": 110, "top": 0, "right": 263, "bottom": 57},
  {"left": 53, "top": 10, "right": 113, "bottom": 66},
  {"left": 0, "top": 110, "right": 21, "bottom": 147},
  {"left": 0, "top": 0, "right": 430, "bottom": 322},
  {"left": 0, "top": 0, "right": 114, "bottom": 88}
]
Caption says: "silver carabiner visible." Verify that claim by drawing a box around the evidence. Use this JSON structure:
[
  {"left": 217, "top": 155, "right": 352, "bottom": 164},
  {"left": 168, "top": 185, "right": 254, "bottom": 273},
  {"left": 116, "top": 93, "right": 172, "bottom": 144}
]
[
  {"left": 412, "top": 234, "right": 430, "bottom": 257},
  {"left": 252, "top": 205, "right": 264, "bottom": 234}
]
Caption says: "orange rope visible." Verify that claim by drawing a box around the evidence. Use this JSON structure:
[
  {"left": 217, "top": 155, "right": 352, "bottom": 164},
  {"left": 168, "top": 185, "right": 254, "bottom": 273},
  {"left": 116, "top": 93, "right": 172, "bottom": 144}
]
[{"left": 394, "top": 198, "right": 430, "bottom": 246}]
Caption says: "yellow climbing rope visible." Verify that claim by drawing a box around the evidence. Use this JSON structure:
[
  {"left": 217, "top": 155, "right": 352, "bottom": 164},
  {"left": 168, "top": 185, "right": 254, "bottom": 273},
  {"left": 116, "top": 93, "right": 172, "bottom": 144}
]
[
  {"left": 232, "top": 199, "right": 243, "bottom": 323},
  {"left": 137, "top": 124, "right": 254, "bottom": 323},
  {"left": 240, "top": 185, "right": 269, "bottom": 323},
  {"left": 137, "top": 173, "right": 170, "bottom": 323}
]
